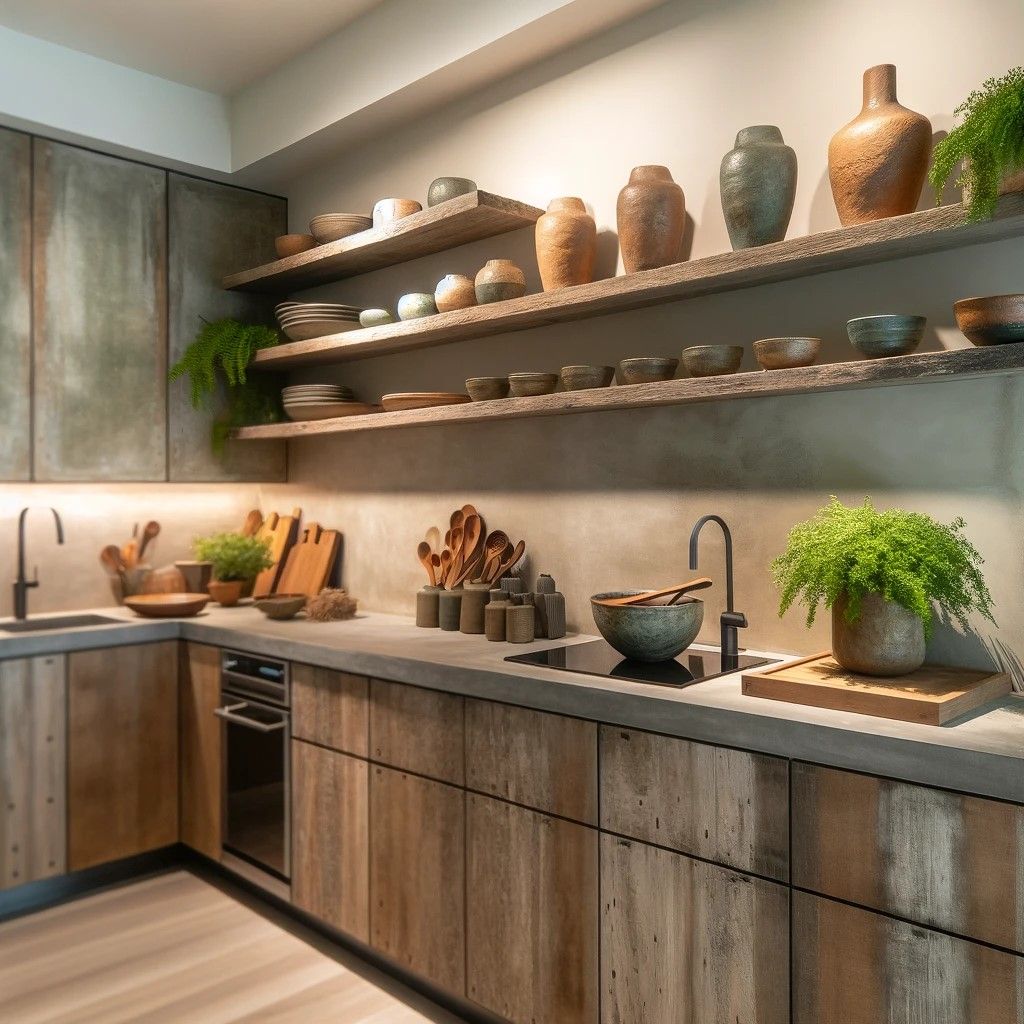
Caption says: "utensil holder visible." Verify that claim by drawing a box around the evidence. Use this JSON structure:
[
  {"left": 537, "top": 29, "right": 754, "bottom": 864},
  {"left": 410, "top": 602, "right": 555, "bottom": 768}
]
[
  {"left": 176, "top": 560, "right": 212, "bottom": 593},
  {"left": 416, "top": 586, "right": 442, "bottom": 628},
  {"left": 506, "top": 604, "right": 536, "bottom": 644},
  {"left": 459, "top": 582, "right": 490, "bottom": 634},
  {"left": 485, "top": 600, "right": 509, "bottom": 642},
  {"left": 438, "top": 589, "right": 463, "bottom": 631}
]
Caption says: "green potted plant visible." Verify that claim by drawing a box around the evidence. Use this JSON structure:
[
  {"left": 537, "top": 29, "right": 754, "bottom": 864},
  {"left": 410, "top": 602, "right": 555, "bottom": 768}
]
[
  {"left": 193, "top": 532, "right": 273, "bottom": 607},
  {"left": 929, "top": 67, "right": 1024, "bottom": 222},
  {"left": 169, "top": 317, "right": 283, "bottom": 455},
  {"left": 771, "top": 497, "right": 995, "bottom": 676}
]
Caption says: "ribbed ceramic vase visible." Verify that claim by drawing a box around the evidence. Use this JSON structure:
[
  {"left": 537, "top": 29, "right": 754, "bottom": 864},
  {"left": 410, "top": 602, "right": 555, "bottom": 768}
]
[
  {"left": 720, "top": 126, "right": 797, "bottom": 249},
  {"left": 831, "top": 592, "right": 926, "bottom": 677},
  {"left": 535, "top": 197, "right": 597, "bottom": 291},
  {"left": 616, "top": 165, "right": 685, "bottom": 273},
  {"left": 828, "top": 64, "right": 932, "bottom": 226}
]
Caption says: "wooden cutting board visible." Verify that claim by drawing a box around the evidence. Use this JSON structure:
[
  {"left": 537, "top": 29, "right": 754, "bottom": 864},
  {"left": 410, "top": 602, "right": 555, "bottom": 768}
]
[
  {"left": 275, "top": 522, "right": 340, "bottom": 598},
  {"left": 741, "top": 652, "right": 1012, "bottom": 726},
  {"left": 252, "top": 507, "right": 301, "bottom": 599}
]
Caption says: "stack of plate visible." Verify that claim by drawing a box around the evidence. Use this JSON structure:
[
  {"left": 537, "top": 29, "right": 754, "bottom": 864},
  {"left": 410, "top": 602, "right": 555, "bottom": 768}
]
[
  {"left": 276, "top": 302, "right": 364, "bottom": 342},
  {"left": 282, "top": 384, "right": 377, "bottom": 422}
]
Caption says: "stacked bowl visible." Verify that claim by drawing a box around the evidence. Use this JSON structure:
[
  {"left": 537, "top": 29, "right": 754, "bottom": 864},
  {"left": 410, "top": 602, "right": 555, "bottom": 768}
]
[
  {"left": 282, "top": 384, "right": 362, "bottom": 422},
  {"left": 276, "top": 301, "right": 364, "bottom": 342}
]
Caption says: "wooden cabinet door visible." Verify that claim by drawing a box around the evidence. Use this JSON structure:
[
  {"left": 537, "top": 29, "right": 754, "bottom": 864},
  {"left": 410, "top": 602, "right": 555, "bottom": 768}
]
[
  {"left": 68, "top": 643, "right": 179, "bottom": 870},
  {"left": 292, "top": 664, "right": 368, "bottom": 756},
  {"left": 0, "top": 655, "right": 66, "bottom": 889},
  {"left": 466, "top": 793, "right": 598, "bottom": 1024},
  {"left": 179, "top": 642, "right": 221, "bottom": 859},
  {"left": 793, "top": 891, "right": 1024, "bottom": 1024},
  {"left": 602, "top": 835, "right": 789, "bottom": 1024},
  {"left": 292, "top": 740, "right": 369, "bottom": 941},
  {"left": 369, "top": 765, "right": 465, "bottom": 992}
]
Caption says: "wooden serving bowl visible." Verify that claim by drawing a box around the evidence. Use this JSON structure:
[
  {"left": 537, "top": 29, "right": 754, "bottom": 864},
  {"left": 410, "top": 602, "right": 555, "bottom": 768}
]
[
  {"left": 275, "top": 233, "right": 317, "bottom": 258},
  {"left": 255, "top": 594, "right": 308, "bottom": 620},
  {"left": 954, "top": 295, "right": 1024, "bottom": 346},
  {"left": 123, "top": 593, "right": 210, "bottom": 618}
]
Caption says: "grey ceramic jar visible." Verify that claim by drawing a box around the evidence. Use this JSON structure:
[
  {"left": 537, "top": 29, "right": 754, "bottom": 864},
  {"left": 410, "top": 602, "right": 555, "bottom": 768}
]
[{"left": 720, "top": 126, "right": 797, "bottom": 250}]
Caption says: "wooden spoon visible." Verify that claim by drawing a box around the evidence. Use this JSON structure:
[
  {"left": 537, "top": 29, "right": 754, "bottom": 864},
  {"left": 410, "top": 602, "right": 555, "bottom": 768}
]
[
  {"left": 241, "top": 509, "right": 263, "bottom": 537},
  {"left": 461, "top": 504, "right": 477, "bottom": 519},
  {"left": 453, "top": 549, "right": 486, "bottom": 588},
  {"left": 440, "top": 550, "right": 452, "bottom": 587},
  {"left": 450, "top": 509, "right": 465, "bottom": 531},
  {"left": 494, "top": 539, "right": 525, "bottom": 580},
  {"left": 137, "top": 520, "right": 160, "bottom": 561},
  {"left": 425, "top": 526, "right": 441, "bottom": 555},
  {"left": 593, "top": 577, "right": 714, "bottom": 607},
  {"left": 99, "top": 545, "right": 124, "bottom": 576},
  {"left": 461, "top": 515, "right": 482, "bottom": 563},
  {"left": 431, "top": 553, "right": 441, "bottom": 581},
  {"left": 417, "top": 541, "right": 436, "bottom": 585},
  {"left": 446, "top": 526, "right": 465, "bottom": 585}
]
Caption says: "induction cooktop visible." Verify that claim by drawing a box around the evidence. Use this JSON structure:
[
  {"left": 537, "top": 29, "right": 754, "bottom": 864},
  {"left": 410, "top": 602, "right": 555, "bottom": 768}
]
[{"left": 506, "top": 640, "right": 774, "bottom": 688}]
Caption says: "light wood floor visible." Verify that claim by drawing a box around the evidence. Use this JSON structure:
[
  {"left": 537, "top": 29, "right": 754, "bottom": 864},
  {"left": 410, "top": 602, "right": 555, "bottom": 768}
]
[{"left": 0, "top": 871, "right": 466, "bottom": 1023}]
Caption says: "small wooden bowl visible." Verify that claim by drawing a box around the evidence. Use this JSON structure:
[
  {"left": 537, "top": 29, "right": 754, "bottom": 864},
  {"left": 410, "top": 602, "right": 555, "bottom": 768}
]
[
  {"left": 255, "top": 594, "right": 308, "bottom": 620},
  {"left": 508, "top": 372, "right": 558, "bottom": 397},
  {"left": 616, "top": 357, "right": 678, "bottom": 385},
  {"left": 752, "top": 337, "right": 821, "bottom": 370},
  {"left": 275, "top": 234, "right": 317, "bottom": 258},
  {"left": 681, "top": 345, "right": 743, "bottom": 377},
  {"left": 123, "top": 593, "right": 210, "bottom": 618},
  {"left": 466, "top": 376, "right": 510, "bottom": 401},
  {"left": 560, "top": 365, "right": 614, "bottom": 391}
]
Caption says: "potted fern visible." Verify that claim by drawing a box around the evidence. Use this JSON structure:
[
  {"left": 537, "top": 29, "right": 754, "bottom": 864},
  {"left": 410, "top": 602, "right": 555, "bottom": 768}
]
[
  {"left": 772, "top": 498, "right": 995, "bottom": 676},
  {"left": 930, "top": 67, "right": 1024, "bottom": 222},
  {"left": 193, "top": 532, "right": 273, "bottom": 606}
]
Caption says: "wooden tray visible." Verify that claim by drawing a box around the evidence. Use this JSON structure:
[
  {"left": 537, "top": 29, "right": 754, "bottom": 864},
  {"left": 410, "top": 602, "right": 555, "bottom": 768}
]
[
  {"left": 741, "top": 652, "right": 1011, "bottom": 726},
  {"left": 381, "top": 392, "right": 470, "bottom": 412}
]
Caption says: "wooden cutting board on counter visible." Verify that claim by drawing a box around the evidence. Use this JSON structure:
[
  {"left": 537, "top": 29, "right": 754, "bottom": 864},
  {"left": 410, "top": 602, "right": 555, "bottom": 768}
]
[
  {"left": 252, "top": 507, "right": 301, "bottom": 598},
  {"left": 275, "top": 522, "right": 340, "bottom": 597},
  {"left": 741, "top": 652, "right": 1012, "bottom": 726}
]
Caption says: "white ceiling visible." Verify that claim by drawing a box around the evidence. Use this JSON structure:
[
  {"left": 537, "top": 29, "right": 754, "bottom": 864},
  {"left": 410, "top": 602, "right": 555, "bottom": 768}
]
[{"left": 0, "top": 0, "right": 386, "bottom": 93}]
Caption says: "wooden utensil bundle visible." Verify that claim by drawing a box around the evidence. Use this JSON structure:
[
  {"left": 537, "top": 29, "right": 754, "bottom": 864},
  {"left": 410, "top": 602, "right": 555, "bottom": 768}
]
[
  {"left": 418, "top": 506, "right": 526, "bottom": 589},
  {"left": 98, "top": 520, "right": 163, "bottom": 599}
]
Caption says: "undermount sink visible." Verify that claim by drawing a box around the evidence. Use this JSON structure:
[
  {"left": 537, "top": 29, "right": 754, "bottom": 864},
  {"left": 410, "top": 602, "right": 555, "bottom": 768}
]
[{"left": 0, "top": 613, "right": 123, "bottom": 633}]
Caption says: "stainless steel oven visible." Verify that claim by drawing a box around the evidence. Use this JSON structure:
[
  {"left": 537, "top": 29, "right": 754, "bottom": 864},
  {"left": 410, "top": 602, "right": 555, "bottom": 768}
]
[{"left": 216, "top": 651, "right": 290, "bottom": 885}]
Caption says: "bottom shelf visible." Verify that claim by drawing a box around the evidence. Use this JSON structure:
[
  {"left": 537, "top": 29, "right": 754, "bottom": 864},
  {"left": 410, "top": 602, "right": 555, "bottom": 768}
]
[{"left": 232, "top": 345, "right": 1024, "bottom": 440}]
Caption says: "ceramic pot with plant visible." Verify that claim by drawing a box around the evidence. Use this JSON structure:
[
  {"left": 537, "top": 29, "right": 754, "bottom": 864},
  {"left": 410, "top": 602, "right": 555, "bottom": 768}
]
[
  {"left": 720, "top": 126, "right": 797, "bottom": 249},
  {"left": 772, "top": 497, "right": 995, "bottom": 676},
  {"left": 535, "top": 197, "right": 597, "bottom": 291},
  {"left": 930, "top": 66, "right": 1024, "bottom": 222},
  {"left": 828, "top": 64, "right": 932, "bottom": 226},
  {"left": 193, "top": 532, "right": 274, "bottom": 607},
  {"left": 616, "top": 165, "right": 685, "bottom": 273}
]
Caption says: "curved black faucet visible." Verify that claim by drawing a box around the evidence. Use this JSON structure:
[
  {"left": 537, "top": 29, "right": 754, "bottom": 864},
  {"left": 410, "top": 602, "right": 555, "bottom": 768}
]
[
  {"left": 688, "top": 513, "right": 747, "bottom": 661},
  {"left": 13, "top": 507, "right": 64, "bottom": 620}
]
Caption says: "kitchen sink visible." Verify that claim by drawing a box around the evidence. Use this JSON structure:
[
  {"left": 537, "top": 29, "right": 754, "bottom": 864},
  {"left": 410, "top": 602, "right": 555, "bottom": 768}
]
[{"left": 0, "top": 613, "right": 123, "bottom": 633}]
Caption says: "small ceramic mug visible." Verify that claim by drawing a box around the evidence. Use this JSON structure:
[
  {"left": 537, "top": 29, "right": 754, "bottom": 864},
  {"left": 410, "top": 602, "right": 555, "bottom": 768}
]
[{"left": 373, "top": 198, "right": 422, "bottom": 229}]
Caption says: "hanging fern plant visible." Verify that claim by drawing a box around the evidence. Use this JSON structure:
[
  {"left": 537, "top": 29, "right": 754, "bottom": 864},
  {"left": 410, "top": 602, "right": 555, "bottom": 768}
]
[{"left": 169, "top": 317, "right": 283, "bottom": 455}]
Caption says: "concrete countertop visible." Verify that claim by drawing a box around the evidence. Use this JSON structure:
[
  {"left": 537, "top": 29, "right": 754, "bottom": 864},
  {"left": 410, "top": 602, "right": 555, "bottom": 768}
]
[{"left": 2, "top": 605, "right": 1022, "bottom": 803}]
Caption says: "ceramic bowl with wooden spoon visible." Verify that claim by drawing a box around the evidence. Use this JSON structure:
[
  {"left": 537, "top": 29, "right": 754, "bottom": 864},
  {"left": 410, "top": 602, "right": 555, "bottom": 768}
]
[
  {"left": 591, "top": 590, "right": 705, "bottom": 663},
  {"left": 593, "top": 577, "right": 712, "bottom": 607}
]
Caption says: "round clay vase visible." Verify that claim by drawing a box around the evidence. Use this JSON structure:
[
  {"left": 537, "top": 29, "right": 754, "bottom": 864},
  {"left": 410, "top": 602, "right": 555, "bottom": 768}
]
[
  {"left": 828, "top": 64, "right": 932, "bottom": 226},
  {"left": 616, "top": 165, "right": 685, "bottom": 274},
  {"left": 535, "top": 197, "right": 597, "bottom": 291},
  {"left": 720, "top": 126, "right": 798, "bottom": 249},
  {"left": 831, "top": 592, "right": 926, "bottom": 677},
  {"left": 434, "top": 273, "right": 477, "bottom": 313},
  {"left": 207, "top": 579, "right": 244, "bottom": 607},
  {"left": 475, "top": 259, "right": 527, "bottom": 304}
]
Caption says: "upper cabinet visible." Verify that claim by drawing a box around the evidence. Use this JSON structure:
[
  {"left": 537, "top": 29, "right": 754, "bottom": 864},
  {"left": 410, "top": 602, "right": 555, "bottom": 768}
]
[
  {"left": 167, "top": 175, "right": 286, "bottom": 482},
  {"left": 33, "top": 139, "right": 168, "bottom": 481}
]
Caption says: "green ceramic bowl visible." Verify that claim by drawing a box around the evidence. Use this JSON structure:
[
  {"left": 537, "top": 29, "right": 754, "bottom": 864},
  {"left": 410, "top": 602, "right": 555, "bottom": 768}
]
[
  {"left": 591, "top": 590, "right": 704, "bottom": 662},
  {"left": 847, "top": 315, "right": 925, "bottom": 358}
]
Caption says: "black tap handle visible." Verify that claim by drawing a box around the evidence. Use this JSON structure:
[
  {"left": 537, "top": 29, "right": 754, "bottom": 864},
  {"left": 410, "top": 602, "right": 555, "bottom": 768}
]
[{"left": 721, "top": 610, "right": 747, "bottom": 629}]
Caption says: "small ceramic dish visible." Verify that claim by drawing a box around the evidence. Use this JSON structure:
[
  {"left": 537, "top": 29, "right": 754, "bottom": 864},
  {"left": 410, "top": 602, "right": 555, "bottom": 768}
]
[
  {"left": 752, "top": 337, "right": 821, "bottom": 370},
  {"left": 123, "top": 593, "right": 210, "bottom": 618},
  {"left": 275, "top": 234, "right": 317, "bottom": 258},
  {"left": 308, "top": 213, "right": 372, "bottom": 243},
  {"left": 359, "top": 308, "right": 396, "bottom": 328},
  {"left": 681, "top": 345, "right": 744, "bottom": 377},
  {"left": 466, "top": 376, "right": 510, "bottom": 402},
  {"left": 953, "top": 295, "right": 1024, "bottom": 346},
  {"left": 428, "top": 177, "right": 477, "bottom": 206},
  {"left": 560, "top": 365, "right": 615, "bottom": 391},
  {"left": 255, "top": 593, "right": 308, "bottom": 620},
  {"left": 508, "top": 372, "right": 559, "bottom": 397},
  {"left": 847, "top": 315, "right": 926, "bottom": 358},
  {"left": 373, "top": 198, "right": 422, "bottom": 228},
  {"left": 616, "top": 357, "right": 679, "bottom": 385}
]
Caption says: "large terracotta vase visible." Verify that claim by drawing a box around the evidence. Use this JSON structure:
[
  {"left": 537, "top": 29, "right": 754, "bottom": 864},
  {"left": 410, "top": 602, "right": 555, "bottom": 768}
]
[
  {"left": 828, "top": 64, "right": 932, "bottom": 226},
  {"left": 535, "top": 197, "right": 597, "bottom": 291},
  {"left": 720, "top": 126, "right": 797, "bottom": 249},
  {"left": 616, "top": 165, "right": 685, "bottom": 273},
  {"left": 831, "top": 592, "right": 926, "bottom": 677}
]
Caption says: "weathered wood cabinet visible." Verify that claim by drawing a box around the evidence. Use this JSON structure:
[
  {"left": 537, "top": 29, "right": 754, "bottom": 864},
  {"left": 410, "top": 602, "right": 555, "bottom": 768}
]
[
  {"left": 179, "top": 642, "right": 221, "bottom": 860},
  {"left": 0, "top": 655, "right": 66, "bottom": 889},
  {"left": 292, "top": 664, "right": 368, "bottom": 756},
  {"left": 68, "top": 643, "right": 179, "bottom": 870}
]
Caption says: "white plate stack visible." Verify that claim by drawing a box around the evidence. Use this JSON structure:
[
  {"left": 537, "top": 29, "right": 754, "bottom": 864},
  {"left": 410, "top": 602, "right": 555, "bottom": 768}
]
[
  {"left": 282, "top": 384, "right": 376, "bottom": 421},
  {"left": 276, "top": 301, "right": 363, "bottom": 342}
]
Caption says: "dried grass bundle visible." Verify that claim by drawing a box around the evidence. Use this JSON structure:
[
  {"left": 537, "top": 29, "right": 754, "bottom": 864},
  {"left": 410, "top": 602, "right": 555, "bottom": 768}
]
[{"left": 305, "top": 588, "right": 358, "bottom": 622}]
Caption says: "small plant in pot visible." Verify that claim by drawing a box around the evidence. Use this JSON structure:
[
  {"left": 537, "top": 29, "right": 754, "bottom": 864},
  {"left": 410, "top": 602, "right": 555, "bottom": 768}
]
[
  {"left": 193, "top": 532, "right": 273, "bottom": 607},
  {"left": 771, "top": 497, "right": 995, "bottom": 676}
]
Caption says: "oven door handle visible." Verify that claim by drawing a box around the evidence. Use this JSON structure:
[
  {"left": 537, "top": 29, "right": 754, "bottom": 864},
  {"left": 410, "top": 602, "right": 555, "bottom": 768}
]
[{"left": 214, "top": 701, "right": 287, "bottom": 733}]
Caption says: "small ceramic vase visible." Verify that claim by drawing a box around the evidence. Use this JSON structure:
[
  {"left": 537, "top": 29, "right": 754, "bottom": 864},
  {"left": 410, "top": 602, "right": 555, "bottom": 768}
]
[
  {"left": 416, "top": 586, "right": 441, "bottom": 628},
  {"left": 372, "top": 198, "right": 422, "bottom": 228},
  {"left": 542, "top": 592, "right": 566, "bottom": 640},
  {"left": 485, "top": 599, "right": 510, "bottom": 642},
  {"left": 359, "top": 308, "right": 395, "bottom": 328},
  {"left": 427, "top": 177, "right": 477, "bottom": 206},
  {"left": 720, "top": 126, "right": 798, "bottom": 249},
  {"left": 459, "top": 581, "right": 491, "bottom": 634},
  {"left": 475, "top": 259, "right": 527, "bottom": 304},
  {"left": 506, "top": 604, "right": 536, "bottom": 644},
  {"left": 616, "top": 165, "right": 685, "bottom": 273},
  {"left": 176, "top": 560, "right": 212, "bottom": 593},
  {"left": 500, "top": 576, "right": 524, "bottom": 596},
  {"left": 535, "top": 197, "right": 597, "bottom": 291},
  {"left": 434, "top": 273, "right": 477, "bottom": 313},
  {"left": 828, "top": 64, "right": 932, "bottom": 226},
  {"left": 207, "top": 579, "right": 243, "bottom": 607},
  {"left": 438, "top": 589, "right": 463, "bottom": 631},
  {"left": 397, "top": 293, "right": 438, "bottom": 321},
  {"left": 536, "top": 573, "right": 556, "bottom": 595}
]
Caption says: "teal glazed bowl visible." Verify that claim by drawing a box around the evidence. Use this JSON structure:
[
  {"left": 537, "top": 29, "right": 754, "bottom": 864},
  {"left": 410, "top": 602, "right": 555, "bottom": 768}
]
[
  {"left": 847, "top": 315, "right": 925, "bottom": 358},
  {"left": 591, "top": 590, "right": 704, "bottom": 662}
]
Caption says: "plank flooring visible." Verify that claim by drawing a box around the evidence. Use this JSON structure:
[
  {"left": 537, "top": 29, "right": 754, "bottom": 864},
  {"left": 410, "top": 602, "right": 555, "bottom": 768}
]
[{"left": 0, "top": 871, "right": 466, "bottom": 1023}]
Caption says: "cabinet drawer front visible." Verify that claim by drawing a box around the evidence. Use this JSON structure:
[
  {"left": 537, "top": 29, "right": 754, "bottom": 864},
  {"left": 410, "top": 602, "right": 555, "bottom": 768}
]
[
  {"left": 465, "top": 700, "right": 597, "bottom": 823},
  {"left": 369, "top": 680, "right": 463, "bottom": 784},
  {"left": 179, "top": 642, "right": 221, "bottom": 860},
  {"left": 792, "top": 763, "right": 1024, "bottom": 953},
  {"left": 599, "top": 726, "right": 789, "bottom": 879},
  {"left": 793, "top": 892, "right": 1024, "bottom": 1024},
  {"left": 467, "top": 794, "right": 599, "bottom": 1024},
  {"left": 292, "top": 664, "right": 368, "bottom": 757},
  {"left": 602, "top": 835, "right": 789, "bottom": 1024}
]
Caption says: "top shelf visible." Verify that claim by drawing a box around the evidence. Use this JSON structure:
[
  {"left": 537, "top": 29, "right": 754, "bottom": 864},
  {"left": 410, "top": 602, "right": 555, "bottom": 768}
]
[{"left": 223, "top": 190, "right": 543, "bottom": 292}]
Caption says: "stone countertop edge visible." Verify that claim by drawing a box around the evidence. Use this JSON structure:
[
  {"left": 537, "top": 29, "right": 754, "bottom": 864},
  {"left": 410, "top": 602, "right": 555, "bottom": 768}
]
[{"left": 1, "top": 605, "right": 1021, "bottom": 804}]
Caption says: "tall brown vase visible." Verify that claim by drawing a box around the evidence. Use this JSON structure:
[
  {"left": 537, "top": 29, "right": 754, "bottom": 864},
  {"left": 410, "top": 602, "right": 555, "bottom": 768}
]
[
  {"left": 616, "top": 165, "right": 685, "bottom": 273},
  {"left": 535, "top": 197, "right": 597, "bottom": 291},
  {"left": 828, "top": 64, "right": 932, "bottom": 226}
]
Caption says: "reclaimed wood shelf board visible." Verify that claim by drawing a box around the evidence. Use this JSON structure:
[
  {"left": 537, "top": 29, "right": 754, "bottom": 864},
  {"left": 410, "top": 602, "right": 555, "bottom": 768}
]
[
  {"left": 247, "top": 194, "right": 1024, "bottom": 370},
  {"left": 741, "top": 651, "right": 1012, "bottom": 726},
  {"left": 223, "top": 191, "right": 543, "bottom": 292},
  {"left": 232, "top": 345, "right": 1024, "bottom": 441}
]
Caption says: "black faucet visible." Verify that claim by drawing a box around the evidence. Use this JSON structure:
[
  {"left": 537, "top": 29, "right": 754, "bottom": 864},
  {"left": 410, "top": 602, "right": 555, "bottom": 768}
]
[
  {"left": 688, "top": 513, "right": 747, "bottom": 662},
  {"left": 13, "top": 507, "right": 64, "bottom": 620}
]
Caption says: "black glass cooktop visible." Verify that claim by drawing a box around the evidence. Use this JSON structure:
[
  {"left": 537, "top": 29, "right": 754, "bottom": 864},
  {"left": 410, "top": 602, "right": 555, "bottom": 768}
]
[{"left": 506, "top": 640, "right": 774, "bottom": 688}]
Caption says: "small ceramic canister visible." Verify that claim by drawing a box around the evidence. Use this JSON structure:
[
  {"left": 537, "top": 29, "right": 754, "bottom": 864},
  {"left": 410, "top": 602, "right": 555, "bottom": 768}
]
[
  {"left": 416, "top": 586, "right": 441, "bottom": 628},
  {"left": 485, "top": 598, "right": 510, "bottom": 642},
  {"left": 459, "top": 582, "right": 491, "bottom": 634},
  {"left": 397, "top": 293, "right": 438, "bottom": 321},
  {"left": 372, "top": 197, "right": 422, "bottom": 228},
  {"left": 506, "top": 604, "right": 536, "bottom": 644},
  {"left": 434, "top": 273, "right": 477, "bottom": 313},
  {"left": 500, "top": 576, "right": 524, "bottom": 596},
  {"left": 542, "top": 592, "right": 566, "bottom": 640},
  {"left": 536, "top": 573, "right": 556, "bottom": 595},
  {"left": 475, "top": 259, "right": 527, "bottom": 304},
  {"left": 438, "top": 589, "right": 463, "bottom": 631}
]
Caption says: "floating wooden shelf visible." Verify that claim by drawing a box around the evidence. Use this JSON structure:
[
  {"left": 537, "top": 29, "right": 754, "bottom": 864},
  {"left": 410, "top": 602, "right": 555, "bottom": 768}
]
[
  {"left": 247, "top": 194, "right": 1024, "bottom": 370},
  {"left": 223, "top": 191, "right": 543, "bottom": 292},
  {"left": 233, "top": 345, "right": 1024, "bottom": 441}
]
